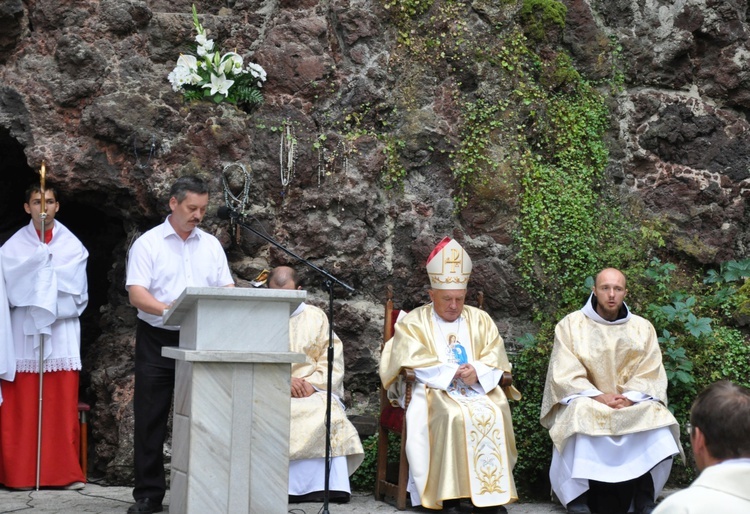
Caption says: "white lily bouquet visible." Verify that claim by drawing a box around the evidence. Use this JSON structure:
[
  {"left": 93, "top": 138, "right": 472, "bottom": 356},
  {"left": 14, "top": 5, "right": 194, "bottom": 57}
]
[{"left": 168, "top": 4, "right": 267, "bottom": 108}]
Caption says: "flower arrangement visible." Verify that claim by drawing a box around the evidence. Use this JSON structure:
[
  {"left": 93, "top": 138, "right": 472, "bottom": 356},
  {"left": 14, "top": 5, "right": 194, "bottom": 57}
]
[{"left": 167, "top": 4, "right": 267, "bottom": 108}]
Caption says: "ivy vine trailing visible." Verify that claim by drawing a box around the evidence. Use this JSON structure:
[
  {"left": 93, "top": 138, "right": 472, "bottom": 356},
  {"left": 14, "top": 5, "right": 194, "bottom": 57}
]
[
  {"left": 515, "top": 81, "right": 614, "bottom": 309},
  {"left": 378, "top": 0, "right": 621, "bottom": 300},
  {"left": 446, "top": 3, "right": 619, "bottom": 309}
]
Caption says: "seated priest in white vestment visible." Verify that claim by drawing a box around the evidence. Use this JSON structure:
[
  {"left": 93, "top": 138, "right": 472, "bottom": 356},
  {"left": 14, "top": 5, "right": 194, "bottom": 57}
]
[
  {"left": 267, "top": 266, "right": 364, "bottom": 503},
  {"left": 380, "top": 237, "right": 521, "bottom": 514},
  {"left": 540, "top": 268, "right": 684, "bottom": 514}
]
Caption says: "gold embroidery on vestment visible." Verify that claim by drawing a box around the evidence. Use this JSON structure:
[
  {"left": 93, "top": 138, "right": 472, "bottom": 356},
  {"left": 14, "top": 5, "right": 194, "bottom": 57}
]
[
  {"left": 466, "top": 398, "right": 507, "bottom": 495},
  {"left": 594, "top": 408, "right": 610, "bottom": 430}
]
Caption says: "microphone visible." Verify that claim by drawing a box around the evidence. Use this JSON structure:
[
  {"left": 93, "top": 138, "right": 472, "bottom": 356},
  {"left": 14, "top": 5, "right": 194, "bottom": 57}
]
[{"left": 217, "top": 206, "right": 240, "bottom": 220}]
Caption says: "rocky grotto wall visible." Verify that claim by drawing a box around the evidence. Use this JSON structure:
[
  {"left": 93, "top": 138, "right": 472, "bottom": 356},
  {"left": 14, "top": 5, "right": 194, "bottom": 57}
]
[{"left": 0, "top": 0, "right": 748, "bottom": 483}]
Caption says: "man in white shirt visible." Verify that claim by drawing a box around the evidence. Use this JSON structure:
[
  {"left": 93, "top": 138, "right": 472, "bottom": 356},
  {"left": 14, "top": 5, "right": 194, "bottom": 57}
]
[
  {"left": 653, "top": 380, "right": 750, "bottom": 514},
  {"left": 125, "top": 176, "right": 234, "bottom": 514}
]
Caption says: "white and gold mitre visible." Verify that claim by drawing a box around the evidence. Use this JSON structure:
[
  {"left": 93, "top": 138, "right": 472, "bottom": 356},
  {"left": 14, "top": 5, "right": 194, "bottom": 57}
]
[{"left": 426, "top": 237, "right": 472, "bottom": 290}]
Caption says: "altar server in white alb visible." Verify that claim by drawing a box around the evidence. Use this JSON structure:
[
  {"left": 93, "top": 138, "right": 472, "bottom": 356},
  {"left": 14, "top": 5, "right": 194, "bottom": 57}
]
[
  {"left": 267, "top": 266, "right": 364, "bottom": 503},
  {"left": 0, "top": 184, "right": 88, "bottom": 490},
  {"left": 541, "top": 268, "right": 683, "bottom": 514},
  {"left": 380, "top": 237, "right": 520, "bottom": 514}
]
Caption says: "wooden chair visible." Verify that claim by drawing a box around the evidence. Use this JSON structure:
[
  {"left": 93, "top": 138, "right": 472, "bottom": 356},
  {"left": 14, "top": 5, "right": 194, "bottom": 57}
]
[
  {"left": 374, "top": 286, "right": 512, "bottom": 509},
  {"left": 374, "top": 285, "right": 413, "bottom": 509}
]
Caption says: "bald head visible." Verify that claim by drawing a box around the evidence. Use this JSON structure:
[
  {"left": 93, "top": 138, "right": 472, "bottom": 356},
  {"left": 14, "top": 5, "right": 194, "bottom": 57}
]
[
  {"left": 268, "top": 266, "right": 300, "bottom": 290},
  {"left": 594, "top": 268, "right": 627, "bottom": 289}
]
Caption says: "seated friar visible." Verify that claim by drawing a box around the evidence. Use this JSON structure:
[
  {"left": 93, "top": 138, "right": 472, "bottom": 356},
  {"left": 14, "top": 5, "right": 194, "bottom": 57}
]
[
  {"left": 267, "top": 266, "right": 364, "bottom": 503},
  {"left": 379, "top": 237, "right": 521, "bottom": 514},
  {"left": 540, "top": 267, "right": 684, "bottom": 514},
  {"left": 652, "top": 380, "right": 750, "bottom": 514}
]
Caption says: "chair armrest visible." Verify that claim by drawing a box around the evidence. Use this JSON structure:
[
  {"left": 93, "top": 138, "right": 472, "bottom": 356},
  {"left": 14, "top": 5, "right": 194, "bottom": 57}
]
[
  {"left": 398, "top": 368, "right": 417, "bottom": 409},
  {"left": 400, "top": 368, "right": 416, "bottom": 382},
  {"left": 499, "top": 371, "right": 513, "bottom": 388}
]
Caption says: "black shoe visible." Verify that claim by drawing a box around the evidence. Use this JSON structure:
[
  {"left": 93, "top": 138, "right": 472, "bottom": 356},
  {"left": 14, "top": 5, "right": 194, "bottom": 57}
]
[
  {"left": 288, "top": 490, "right": 350, "bottom": 503},
  {"left": 442, "top": 498, "right": 463, "bottom": 513},
  {"left": 127, "top": 498, "right": 163, "bottom": 513},
  {"left": 473, "top": 505, "right": 506, "bottom": 514}
]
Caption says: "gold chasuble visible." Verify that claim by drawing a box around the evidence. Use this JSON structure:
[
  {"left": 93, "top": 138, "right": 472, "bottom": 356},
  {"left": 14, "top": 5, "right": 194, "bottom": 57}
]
[
  {"left": 540, "top": 310, "right": 682, "bottom": 456},
  {"left": 288, "top": 304, "right": 364, "bottom": 474},
  {"left": 380, "top": 304, "right": 521, "bottom": 509}
]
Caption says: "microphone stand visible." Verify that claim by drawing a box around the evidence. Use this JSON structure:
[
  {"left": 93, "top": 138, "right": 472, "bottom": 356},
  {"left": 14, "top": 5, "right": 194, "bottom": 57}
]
[
  {"left": 221, "top": 208, "right": 354, "bottom": 514},
  {"left": 35, "top": 209, "right": 46, "bottom": 491},
  {"left": 35, "top": 162, "right": 47, "bottom": 491}
]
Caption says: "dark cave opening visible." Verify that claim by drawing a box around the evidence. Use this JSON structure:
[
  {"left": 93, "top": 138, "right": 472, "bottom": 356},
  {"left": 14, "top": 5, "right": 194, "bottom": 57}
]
[{"left": 0, "top": 127, "right": 126, "bottom": 402}]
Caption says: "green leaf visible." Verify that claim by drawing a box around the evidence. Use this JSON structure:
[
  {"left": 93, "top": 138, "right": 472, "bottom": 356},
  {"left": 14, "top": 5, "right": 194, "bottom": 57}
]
[{"left": 685, "top": 316, "right": 712, "bottom": 338}]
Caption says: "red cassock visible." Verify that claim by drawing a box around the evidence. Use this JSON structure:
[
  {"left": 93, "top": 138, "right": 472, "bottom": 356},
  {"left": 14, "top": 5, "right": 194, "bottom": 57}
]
[{"left": 0, "top": 371, "right": 84, "bottom": 488}]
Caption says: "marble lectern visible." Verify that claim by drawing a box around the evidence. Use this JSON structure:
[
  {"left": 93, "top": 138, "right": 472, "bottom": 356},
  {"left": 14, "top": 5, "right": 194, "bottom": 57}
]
[{"left": 162, "top": 287, "right": 306, "bottom": 514}]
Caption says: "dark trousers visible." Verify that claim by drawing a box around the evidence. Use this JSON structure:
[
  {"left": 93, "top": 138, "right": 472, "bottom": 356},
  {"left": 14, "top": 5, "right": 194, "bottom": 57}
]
[
  {"left": 133, "top": 320, "right": 178, "bottom": 503},
  {"left": 589, "top": 470, "right": 656, "bottom": 514}
]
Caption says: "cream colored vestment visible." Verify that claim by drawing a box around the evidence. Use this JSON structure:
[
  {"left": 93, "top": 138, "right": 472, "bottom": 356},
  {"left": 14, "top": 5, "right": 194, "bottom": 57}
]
[
  {"left": 288, "top": 303, "right": 364, "bottom": 475},
  {"left": 380, "top": 304, "right": 520, "bottom": 509},
  {"left": 540, "top": 309, "right": 682, "bottom": 452},
  {"left": 540, "top": 299, "right": 683, "bottom": 506}
]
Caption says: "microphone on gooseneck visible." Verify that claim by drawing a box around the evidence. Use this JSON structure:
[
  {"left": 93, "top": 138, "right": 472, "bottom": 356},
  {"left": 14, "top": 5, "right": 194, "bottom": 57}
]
[{"left": 216, "top": 206, "right": 239, "bottom": 220}]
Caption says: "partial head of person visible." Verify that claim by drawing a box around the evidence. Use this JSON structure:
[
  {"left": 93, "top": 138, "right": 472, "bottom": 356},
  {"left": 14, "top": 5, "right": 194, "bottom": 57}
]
[
  {"left": 426, "top": 237, "right": 472, "bottom": 322},
  {"left": 267, "top": 266, "right": 303, "bottom": 290},
  {"left": 168, "top": 175, "right": 210, "bottom": 240},
  {"left": 592, "top": 267, "right": 628, "bottom": 321},
  {"left": 24, "top": 184, "right": 60, "bottom": 231},
  {"left": 689, "top": 380, "right": 750, "bottom": 471}
]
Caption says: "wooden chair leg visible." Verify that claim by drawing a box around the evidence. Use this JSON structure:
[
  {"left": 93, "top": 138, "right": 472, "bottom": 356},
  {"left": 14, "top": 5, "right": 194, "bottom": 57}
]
[
  {"left": 396, "top": 425, "right": 409, "bottom": 510},
  {"left": 374, "top": 425, "right": 388, "bottom": 501}
]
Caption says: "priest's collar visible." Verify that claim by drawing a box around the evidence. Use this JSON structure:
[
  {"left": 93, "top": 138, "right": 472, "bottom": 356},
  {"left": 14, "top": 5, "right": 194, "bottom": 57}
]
[{"left": 581, "top": 292, "right": 631, "bottom": 325}]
